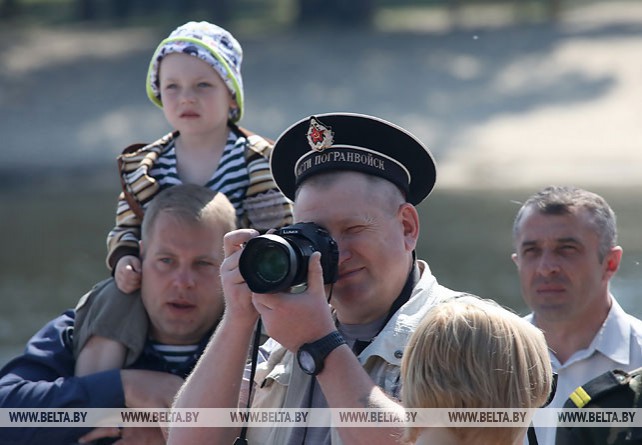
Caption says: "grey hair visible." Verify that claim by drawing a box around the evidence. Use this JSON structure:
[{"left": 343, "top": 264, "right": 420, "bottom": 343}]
[
  {"left": 512, "top": 185, "right": 617, "bottom": 262},
  {"left": 294, "top": 170, "right": 406, "bottom": 214}
]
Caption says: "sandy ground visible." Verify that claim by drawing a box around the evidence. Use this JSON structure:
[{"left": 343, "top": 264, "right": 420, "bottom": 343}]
[{"left": 1, "top": 1, "right": 642, "bottom": 191}]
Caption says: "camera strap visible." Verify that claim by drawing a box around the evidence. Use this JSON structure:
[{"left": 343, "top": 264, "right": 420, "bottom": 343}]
[
  {"left": 234, "top": 318, "right": 264, "bottom": 445},
  {"left": 353, "top": 260, "right": 419, "bottom": 356},
  {"left": 525, "top": 372, "right": 557, "bottom": 445},
  {"left": 527, "top": 424, "right": 539, "bottom": 445}
]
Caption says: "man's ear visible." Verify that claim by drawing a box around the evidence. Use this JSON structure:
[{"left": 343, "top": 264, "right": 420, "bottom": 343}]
[
  {"left": 605, "top": 246, "right": 623, "bottom": 275},
  {"left": 511, "top": 252, "right": 518, "bottom": 266},
  {"left": 399, "top": 203, "right": 420, "bottom": 251}
]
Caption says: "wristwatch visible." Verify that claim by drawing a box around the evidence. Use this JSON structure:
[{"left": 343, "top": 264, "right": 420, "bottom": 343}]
[{"left": 297, "top": 331, "right": 346, "bottom": 376}]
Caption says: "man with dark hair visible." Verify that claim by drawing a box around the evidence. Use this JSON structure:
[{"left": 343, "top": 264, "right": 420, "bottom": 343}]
[
  {"left": 0, "top": 184, "right": 236, "bottom": 444},
  {"left": 511, "top": 185, "right": 642, "bottom": 445}
]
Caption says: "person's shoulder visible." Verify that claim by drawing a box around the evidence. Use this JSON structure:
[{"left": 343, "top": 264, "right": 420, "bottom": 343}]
[
  {"left": 624, "top": 311, "right": 642, "bottom": 334},
  {"left": 564, "top": 368, "right": 642, "bottom": 409},
  {"left": 414, "top": 260, "right": 470, "bottom": 303},
  {"left": 559, "top": 368, "right": 642, "bottom": 445},
  {"left": 233, "top": 125, "right": 275, "bottom": 158},
  {"left": 0, "top": 309, "right": 75, "bottom": 378},
  {"left": 24, "top": 309, "right": 75, "bottom": 346},
  {"left": 118, "top": 131, "right": 176, "bottom": 158}
]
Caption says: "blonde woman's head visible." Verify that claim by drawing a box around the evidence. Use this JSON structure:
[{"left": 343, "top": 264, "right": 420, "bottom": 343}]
[{"left": 401, "top": 296, "right": 552, "bottom": 444}]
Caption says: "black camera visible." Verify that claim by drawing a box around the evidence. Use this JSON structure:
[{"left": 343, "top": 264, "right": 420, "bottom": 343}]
[{"left": 238, "top": 222, "right": 339, "bottom": 294}]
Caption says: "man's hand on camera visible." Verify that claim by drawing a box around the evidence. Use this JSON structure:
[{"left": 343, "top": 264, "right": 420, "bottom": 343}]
[
  {"left": 252, "top": 252, "right": 335, "bottom": 352},
  {"left": 221, "top": 229, "right": 261, "bottom": 327}
]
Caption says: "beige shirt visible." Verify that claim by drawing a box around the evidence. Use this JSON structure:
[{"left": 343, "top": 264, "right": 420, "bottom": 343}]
[{"left": 247, "top": 260, "right": 464, "bottom": 445}]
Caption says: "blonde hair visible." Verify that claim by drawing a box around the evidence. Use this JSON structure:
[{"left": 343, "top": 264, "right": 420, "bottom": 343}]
[
  {"left": 295, "top": 170, "right": 406, "bottom": 213},
  {"left": 141, "top": 184, "right": 237, "bottom": 241},
  {"left": 401, "top": 296, "right": 552, "bottom": 444}
]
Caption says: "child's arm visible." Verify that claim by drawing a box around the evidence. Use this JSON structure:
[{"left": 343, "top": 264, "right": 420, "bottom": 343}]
[
  {"left": 106, "top": 191, "right": 143, "bottom": 271},
  {"left": 75, "top": 336, "right": 127, "bottom": 376}
]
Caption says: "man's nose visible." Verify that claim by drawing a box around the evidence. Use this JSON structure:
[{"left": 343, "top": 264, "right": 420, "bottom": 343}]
[
  {"left": 175, "top": 266, "right": 196, "bottom": 288},
  {"left": 536, "top": 251, "right": 561, "bottom": 276},
  {"left": 337, "top": 241, "right": 351, "bottom": 265}
]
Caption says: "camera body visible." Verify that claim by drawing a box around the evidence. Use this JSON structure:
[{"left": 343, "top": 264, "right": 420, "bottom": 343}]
[{"left": 239, "top": 222, "right": 339, "bottom": 294}]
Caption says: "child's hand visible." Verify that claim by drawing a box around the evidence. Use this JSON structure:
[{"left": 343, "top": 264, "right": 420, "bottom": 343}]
[{"left": 115, "top": 255, "right": 142, "bottom": 294}]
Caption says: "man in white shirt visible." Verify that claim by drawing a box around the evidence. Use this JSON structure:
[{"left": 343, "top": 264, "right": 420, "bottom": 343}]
[{"left": 511, "top": 185, "right": 642, "bottom": 445}]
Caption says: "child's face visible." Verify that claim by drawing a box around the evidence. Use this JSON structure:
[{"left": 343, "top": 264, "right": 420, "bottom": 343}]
[{"left": 158, "top": 52, "right": 235, "bottom": 136}]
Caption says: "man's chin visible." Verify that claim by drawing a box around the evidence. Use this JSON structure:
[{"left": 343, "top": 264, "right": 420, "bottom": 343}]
[
  {"left": 533, "top": 304, "right": 573, "bottom": 322},
  {"left": 328, "top": 283, "right": 370, "bottom": 305}
]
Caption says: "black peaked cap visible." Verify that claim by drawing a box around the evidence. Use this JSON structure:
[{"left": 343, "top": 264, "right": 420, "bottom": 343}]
[{"left": 270, "top": 112, "right": 437, "bottom": 205}]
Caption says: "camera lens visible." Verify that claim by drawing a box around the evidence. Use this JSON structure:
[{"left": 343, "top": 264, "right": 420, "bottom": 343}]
[
  {"left": 239, "top": 234, "right": 298, "bottom": 293},
  {"left": 238, "top": 222, "right": 338, "bottom": 294},
  {"left": 254, "top": 243, "right": 290, "bottom": 283}
]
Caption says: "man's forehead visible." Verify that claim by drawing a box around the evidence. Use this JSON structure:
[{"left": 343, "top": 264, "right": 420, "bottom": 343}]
[
  {"left": 520, "top": 206, "right": 592, "bottom": 228},
  {"left": 146, "top": 216, "right": 223, "bottom": 249},
  {"left": 517, "top": 211, "right": 597, "bottom": 244},
  {"left": 519, "top": 235, "right": 582, "bottom": 247}
]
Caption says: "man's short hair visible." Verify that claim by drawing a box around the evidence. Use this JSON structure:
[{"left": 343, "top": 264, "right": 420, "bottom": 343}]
[
  {"left": 401, "top": 296, "right": 553, "bottom": 445},
  {"left": 512, "top": 185, "right": 617, "bottom": 261},
  {"left": 141, "top": 184, "right": 237, "bottom": 241},
  {"left": 294, "top": 170, "right": 406, "bottom": 212}
]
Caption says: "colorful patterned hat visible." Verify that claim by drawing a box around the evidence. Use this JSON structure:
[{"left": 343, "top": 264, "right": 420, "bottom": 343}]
[{"left": 146, "top": 21, "right": 244, "bottom": 122}]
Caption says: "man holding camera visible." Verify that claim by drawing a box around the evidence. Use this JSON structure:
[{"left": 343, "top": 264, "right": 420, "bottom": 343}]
[{"left": 170, "top": 113, "right": 466, "bottom": 445}]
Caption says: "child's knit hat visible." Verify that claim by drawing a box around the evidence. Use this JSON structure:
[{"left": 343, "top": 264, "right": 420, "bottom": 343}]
[{"left": 146, "top": 21, "right": 244, "bottom": 122}]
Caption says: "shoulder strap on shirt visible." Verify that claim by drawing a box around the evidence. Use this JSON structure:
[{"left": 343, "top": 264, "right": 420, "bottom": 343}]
[{"left": 565, "top": 370, "right": 628, "bottom": 408}]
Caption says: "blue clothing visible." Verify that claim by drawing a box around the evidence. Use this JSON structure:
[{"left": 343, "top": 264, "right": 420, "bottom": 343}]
[{"left": 0, "top": 309, "right": 209, "bottom": 445}]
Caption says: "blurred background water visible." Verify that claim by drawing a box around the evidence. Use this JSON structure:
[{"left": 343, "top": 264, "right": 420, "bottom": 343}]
[{"left": 1, "top": 0, "right": 642, "bottom": 364}]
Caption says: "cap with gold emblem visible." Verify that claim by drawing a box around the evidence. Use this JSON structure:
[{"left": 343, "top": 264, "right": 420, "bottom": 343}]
[{"left": 270, "top": 113, "right": 437, "bottom": 205}]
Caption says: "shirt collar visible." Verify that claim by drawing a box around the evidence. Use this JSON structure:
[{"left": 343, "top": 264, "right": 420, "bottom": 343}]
[
  {"left": 526, "top": 297, "right": 632, "bottom": 368},
  {"left": 589, "top": 297, "right": 631, "bottom": 365}
]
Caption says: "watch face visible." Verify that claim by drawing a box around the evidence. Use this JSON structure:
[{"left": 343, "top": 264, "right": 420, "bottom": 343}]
[{"left": 298, "top": 350, "right": 316, "bottom": 374}]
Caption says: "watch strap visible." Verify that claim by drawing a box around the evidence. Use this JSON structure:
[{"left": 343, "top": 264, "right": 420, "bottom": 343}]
[
  {"left": 310, "top": 331, "right": 346, "bottom": 357},
  {"left": 299, "top": 331, "right": 346, "bottom": 375}
]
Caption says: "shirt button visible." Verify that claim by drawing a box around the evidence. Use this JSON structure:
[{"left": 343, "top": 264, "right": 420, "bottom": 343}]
[{"left": 394, "top": 350, "right": 403, "bottom": 359}]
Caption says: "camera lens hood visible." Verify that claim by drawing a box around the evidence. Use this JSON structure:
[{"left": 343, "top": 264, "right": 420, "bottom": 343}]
[{"left": 239, "top": 234, "right": 298, "bottom": 293}]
